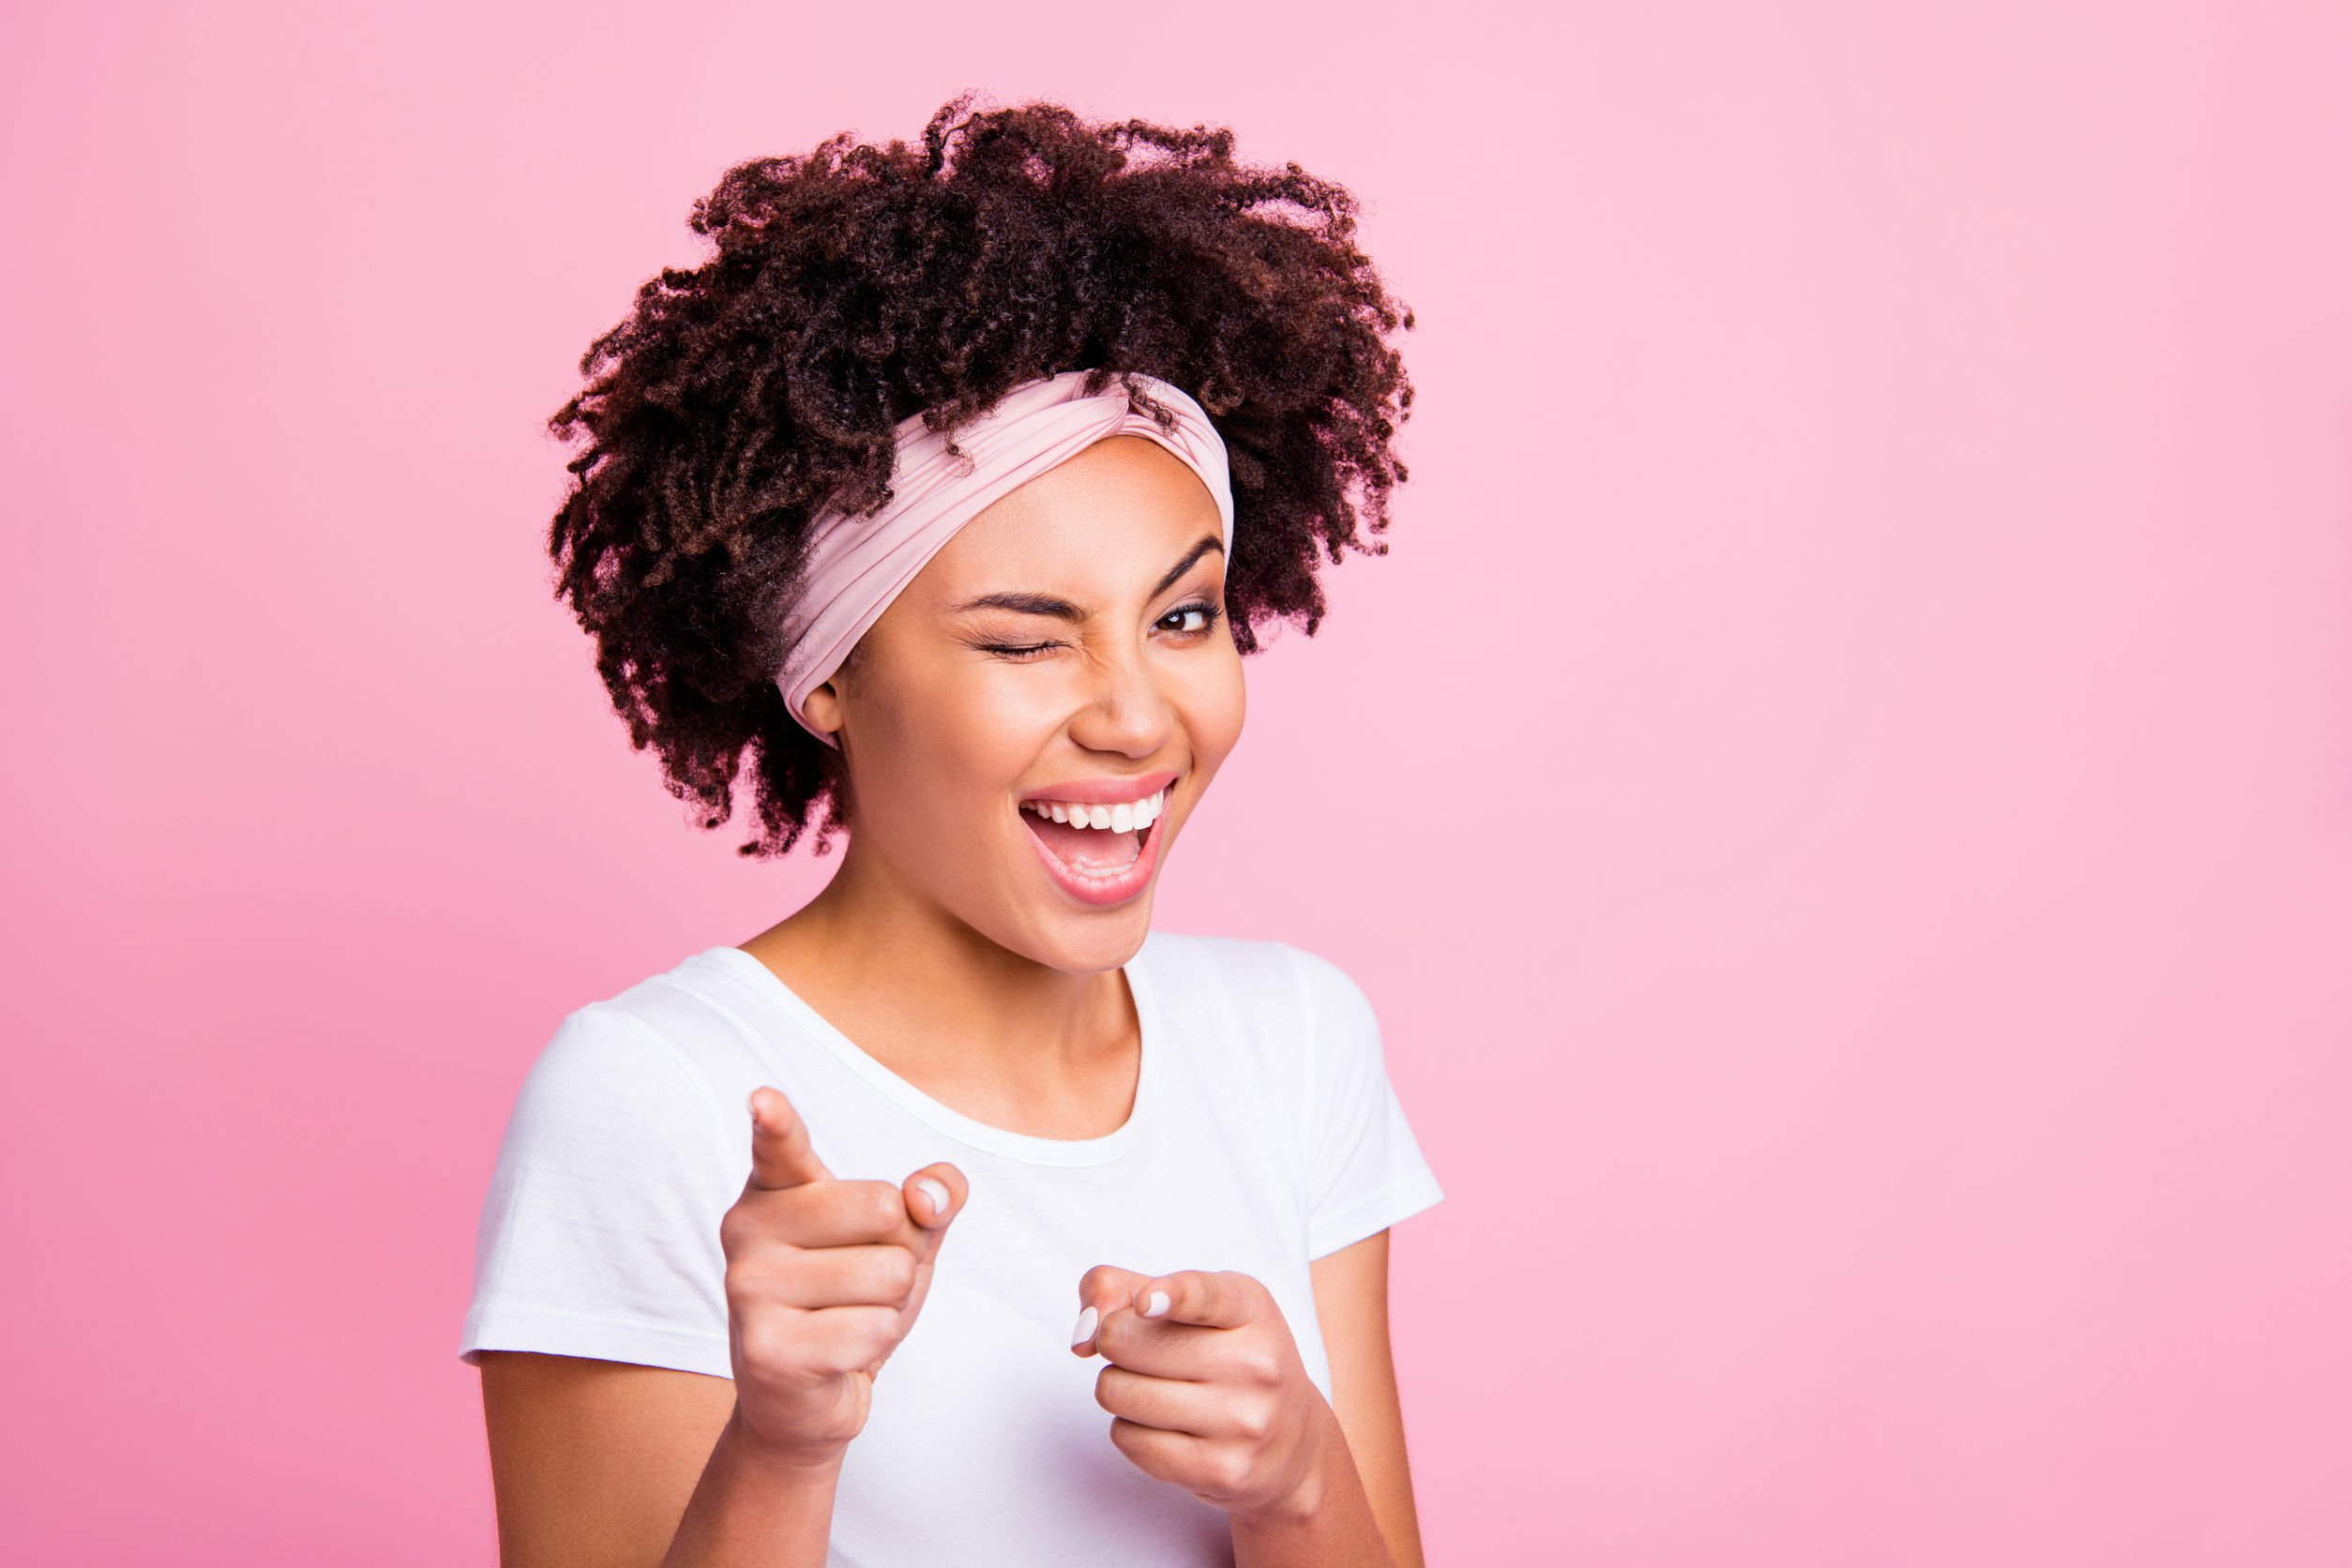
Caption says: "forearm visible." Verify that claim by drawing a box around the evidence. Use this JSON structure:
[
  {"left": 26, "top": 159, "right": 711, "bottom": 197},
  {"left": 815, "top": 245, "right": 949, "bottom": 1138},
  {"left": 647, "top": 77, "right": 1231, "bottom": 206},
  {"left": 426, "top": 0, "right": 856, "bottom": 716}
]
[
  {"left": 1229, "top": 1403, "right": 1399, "bottom": 1568},
  {"left": 662, "top": 1408, "right": 843, "bottom": 1568}
]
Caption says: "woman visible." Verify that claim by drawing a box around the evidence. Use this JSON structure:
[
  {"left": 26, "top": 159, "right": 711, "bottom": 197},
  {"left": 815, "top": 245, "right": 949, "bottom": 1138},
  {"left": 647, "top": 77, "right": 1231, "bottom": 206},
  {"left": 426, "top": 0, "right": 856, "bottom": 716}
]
[{"left": 461, "top": 95, "right": 1443, "bottom": 1567}]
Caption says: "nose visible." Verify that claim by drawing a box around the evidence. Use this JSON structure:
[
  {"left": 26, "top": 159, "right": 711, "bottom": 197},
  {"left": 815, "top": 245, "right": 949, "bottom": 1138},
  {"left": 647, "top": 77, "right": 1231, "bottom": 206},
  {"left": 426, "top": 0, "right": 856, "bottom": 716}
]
[{"left": 1064, "top": 635, "right": 1175, "bottom": 759}]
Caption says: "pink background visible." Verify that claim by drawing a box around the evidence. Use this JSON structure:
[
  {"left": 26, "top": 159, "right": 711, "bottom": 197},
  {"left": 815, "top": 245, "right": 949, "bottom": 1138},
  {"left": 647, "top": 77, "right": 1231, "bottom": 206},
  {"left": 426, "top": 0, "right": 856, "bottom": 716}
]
[{"left": 5, "top": 4, "right": 2348, "bottom": 1563}]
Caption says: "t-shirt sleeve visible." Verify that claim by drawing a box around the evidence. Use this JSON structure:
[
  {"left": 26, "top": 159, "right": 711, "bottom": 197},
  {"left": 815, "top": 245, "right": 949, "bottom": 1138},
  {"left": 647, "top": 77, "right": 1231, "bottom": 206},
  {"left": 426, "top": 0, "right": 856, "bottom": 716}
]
[
  {"left": 1285, "top": 944, "right": 1446, "bottom": 1260},
  {"left": 459, "top": 1003, "right": 738, "bottom": 1379}
]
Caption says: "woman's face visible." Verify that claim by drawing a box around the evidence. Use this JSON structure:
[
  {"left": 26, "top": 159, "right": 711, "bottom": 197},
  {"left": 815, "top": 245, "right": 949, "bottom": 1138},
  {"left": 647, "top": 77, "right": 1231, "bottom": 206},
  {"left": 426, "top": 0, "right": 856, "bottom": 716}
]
[{"left": 804, "top": 434, "right": 1246, "bottom": 973}]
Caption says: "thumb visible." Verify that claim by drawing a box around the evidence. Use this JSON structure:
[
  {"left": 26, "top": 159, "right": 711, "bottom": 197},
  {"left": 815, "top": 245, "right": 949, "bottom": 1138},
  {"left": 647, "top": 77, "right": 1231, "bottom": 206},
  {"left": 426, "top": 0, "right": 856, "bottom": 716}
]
[
  {"left": 1069, "top": 1263, "right": 1153, "bottom": 1357},
  {"left": 746, "top": 1086, "right": 833, "bottom": 1190},
  {"left": 865, "top": 1163, "right": 968, "bottom": 1384},
  {"left": 900, "top": 1161, "right": 968, "bottom": 1259}
]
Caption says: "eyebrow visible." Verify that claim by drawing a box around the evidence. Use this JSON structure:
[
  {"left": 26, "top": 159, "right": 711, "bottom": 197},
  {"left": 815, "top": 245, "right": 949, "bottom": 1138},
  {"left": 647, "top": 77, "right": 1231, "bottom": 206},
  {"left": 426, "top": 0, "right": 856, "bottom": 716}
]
[{"left": 947, "top": 535, "right": 1225, "bottom": 621}]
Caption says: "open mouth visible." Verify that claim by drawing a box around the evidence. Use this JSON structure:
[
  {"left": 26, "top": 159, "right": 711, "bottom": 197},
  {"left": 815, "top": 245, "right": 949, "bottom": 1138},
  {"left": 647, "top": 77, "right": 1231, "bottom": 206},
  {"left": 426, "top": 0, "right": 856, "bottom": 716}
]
[{"left": 1018, "top": 785, "right": 1168, "bottom": 878}]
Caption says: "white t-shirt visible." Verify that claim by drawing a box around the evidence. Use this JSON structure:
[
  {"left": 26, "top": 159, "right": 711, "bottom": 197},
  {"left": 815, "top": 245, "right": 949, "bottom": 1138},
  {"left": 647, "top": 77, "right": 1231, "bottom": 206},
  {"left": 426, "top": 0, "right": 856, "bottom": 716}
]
[{"left": 459, "top": 928, "right": 1444, "bottom": 1566}]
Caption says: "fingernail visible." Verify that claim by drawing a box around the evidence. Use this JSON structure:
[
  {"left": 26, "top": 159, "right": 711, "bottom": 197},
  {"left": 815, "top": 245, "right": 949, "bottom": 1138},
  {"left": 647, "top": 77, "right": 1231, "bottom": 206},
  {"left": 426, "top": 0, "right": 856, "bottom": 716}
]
[
  {"left": 1142, "top": 1289, "right": 1169, "bottom": 1319},
  {"left": 1070, "top": 1304, "right": 1098, "bottom": 1348},
  {"left": 914, "top": 1176, "right": 950, "bottom": 1220}
]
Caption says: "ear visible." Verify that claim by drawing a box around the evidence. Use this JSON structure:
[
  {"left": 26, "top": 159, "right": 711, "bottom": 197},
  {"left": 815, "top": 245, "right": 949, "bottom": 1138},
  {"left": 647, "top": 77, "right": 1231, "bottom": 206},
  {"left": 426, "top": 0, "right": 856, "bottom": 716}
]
[{"left": 801, "top": 678, "right": 845, "bottom": 738}]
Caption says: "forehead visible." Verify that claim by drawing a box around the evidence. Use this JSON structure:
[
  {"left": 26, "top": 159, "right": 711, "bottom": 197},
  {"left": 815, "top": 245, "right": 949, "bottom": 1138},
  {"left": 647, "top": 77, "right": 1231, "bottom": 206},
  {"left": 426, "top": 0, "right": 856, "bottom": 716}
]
[{"left": 909, "top": 435, "right": 1224, "bottom": 599}]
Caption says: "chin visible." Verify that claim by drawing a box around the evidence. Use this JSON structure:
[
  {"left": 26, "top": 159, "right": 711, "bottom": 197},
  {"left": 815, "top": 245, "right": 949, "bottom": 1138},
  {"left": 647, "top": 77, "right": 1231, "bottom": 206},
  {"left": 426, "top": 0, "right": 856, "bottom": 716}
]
[{"left": 1025, "top": 897, "right": 1157, "bottom": 973}]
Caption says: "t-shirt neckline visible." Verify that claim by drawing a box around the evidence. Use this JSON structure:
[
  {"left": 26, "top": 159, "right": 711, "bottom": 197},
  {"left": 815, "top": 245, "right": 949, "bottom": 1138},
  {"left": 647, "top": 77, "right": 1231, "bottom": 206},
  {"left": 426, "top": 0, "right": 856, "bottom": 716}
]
[{"left": 691, "top": 940, "right": 1160, "bottom": 1168}]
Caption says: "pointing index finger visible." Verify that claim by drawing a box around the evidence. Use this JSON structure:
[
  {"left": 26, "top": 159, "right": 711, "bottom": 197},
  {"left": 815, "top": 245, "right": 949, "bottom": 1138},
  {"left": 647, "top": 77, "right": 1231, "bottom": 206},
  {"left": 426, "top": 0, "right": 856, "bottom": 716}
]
[{"left": 746, "top": 1086, "right": 833, "bottom": 1189}]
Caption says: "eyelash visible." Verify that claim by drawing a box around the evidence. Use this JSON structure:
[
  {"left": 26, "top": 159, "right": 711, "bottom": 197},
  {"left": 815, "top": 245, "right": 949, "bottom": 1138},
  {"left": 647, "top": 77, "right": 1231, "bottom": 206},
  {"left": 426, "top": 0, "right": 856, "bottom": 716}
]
[{"left": 979, "top": 599, "right": 1226, "bottom": 660}]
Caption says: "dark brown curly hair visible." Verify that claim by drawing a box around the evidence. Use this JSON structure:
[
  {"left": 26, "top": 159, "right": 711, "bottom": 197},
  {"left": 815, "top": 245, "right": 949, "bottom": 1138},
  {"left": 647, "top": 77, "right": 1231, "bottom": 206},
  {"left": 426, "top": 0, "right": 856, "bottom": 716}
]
[{"left": 545, "top": 93, "right": 1415, "bottom": 858}]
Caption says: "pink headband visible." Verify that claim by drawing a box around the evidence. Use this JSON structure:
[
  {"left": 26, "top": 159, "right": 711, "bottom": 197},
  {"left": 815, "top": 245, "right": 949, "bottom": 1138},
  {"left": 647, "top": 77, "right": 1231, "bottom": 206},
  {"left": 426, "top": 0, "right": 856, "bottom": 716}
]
[{"left": 773, "top": 368, "right": 1236, "bottom": 747}]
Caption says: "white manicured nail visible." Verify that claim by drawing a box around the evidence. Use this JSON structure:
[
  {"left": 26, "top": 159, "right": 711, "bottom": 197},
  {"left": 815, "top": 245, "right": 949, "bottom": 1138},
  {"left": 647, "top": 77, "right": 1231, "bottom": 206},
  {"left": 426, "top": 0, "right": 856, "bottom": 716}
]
[
  {"left": 1142, "top": 1289, "right": 1169, "bottom": 1318},
  {"left": 914, "top": 1176, "right": 949, "bottom": 1219},
  {"left": 1070, "top": 1304, "right": 1098, "bottom": 1347}
]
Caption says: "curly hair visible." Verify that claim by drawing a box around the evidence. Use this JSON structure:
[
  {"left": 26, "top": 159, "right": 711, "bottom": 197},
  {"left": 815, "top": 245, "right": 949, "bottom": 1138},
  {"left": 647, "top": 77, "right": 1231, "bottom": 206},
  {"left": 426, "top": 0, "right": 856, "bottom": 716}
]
[{"left": 545, "top": 92, "right": 1416, "bottom": 858}]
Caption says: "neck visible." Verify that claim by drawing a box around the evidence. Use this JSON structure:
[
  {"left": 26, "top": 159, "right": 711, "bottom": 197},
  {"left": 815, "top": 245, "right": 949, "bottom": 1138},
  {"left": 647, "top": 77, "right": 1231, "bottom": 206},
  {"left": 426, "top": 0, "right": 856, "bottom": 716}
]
[{"left": 749, "top": 832, "right": 1135, "bottom": 1076}]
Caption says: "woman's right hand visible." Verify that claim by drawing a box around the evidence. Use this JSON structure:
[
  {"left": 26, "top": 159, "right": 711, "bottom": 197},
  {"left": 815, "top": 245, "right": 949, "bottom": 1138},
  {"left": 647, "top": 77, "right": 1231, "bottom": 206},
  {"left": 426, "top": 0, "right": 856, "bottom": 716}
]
[{"left": 720, "top": 1085, "right": 967, "bottom": 1464}]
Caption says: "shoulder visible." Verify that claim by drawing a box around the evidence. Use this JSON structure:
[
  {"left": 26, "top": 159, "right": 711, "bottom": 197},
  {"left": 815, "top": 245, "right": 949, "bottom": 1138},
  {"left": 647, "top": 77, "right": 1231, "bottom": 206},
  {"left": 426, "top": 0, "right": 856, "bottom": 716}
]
[
  {"left": 596, "top": 949, "right": 765, "bottom": 1068},
  {"left": 504, "top": 1002, "right": 722, "bottom": 1161},
  {"left": 1138, "top": 927, "right": 1373, "bottom": 1019},
  {"left": 464, "top": 963, "right": 746, "bottom": 1377},
  {"left": 504, "top": 951, "right": 766, "bottom": 1157},
  {"left": 1134, "top": 929, "right": 1381, "bottom": 1088}
]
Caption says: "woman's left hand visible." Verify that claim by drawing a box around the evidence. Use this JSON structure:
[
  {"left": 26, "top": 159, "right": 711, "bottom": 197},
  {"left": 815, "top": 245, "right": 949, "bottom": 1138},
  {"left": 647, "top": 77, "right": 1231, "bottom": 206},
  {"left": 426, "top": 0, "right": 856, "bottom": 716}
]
[{"left": 1070, "top": 1264, "right": 1336, "bottom": 1522}]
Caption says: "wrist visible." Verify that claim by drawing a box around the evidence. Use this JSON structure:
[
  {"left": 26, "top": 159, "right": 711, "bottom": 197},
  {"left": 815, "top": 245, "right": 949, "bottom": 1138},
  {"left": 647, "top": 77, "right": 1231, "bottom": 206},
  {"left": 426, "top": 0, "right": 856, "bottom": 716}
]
[
  {"left": 724, "top": 1407, "right": 849, "bottom": 1476},
  {"left": 1231, "top": 1399, "right": 1342, "bottom": 1527}
]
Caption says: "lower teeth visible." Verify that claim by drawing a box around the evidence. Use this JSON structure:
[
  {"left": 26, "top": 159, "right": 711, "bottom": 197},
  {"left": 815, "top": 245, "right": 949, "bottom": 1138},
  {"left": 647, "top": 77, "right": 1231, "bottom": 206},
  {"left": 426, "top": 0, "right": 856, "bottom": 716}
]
[
  {"left": 1083, "top": 833, "right": 1145, "bottom": 871},
  {"left": 1062, "top": 829, "right": 1146, "bottom": 876}
]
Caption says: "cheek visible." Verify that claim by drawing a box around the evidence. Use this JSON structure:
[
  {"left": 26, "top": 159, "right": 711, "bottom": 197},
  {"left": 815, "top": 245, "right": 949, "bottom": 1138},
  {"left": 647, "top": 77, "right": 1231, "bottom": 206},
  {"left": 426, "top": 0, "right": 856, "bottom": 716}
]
[
  {"left": 849, "top": 654, "right": 1037, "bottom": 830},
  {"left": 937, "top": 662, "right": 1080, "bottom": 760},
  {"left": 1174, "top": 644, "right": 1247, "bottom": 770}
]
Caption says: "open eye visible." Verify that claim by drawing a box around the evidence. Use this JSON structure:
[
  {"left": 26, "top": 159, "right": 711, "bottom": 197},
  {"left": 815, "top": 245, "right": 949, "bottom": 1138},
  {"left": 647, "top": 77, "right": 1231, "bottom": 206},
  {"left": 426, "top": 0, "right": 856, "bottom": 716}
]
[{"left": 1158, "top": 600, "right": 1224, "bottom": 637}]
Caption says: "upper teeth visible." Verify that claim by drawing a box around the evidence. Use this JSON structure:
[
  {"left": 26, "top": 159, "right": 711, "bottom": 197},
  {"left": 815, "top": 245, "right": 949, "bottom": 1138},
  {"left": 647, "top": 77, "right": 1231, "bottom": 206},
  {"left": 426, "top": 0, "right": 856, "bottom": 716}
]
[{"left": 1023, "top": 788, "right": 1166, "bottom": 833}]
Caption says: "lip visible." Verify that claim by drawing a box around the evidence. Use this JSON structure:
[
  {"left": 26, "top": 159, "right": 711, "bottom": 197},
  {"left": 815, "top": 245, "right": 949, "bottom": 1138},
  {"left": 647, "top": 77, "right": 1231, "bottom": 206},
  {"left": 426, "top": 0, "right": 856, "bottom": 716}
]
[
  {"left": 1017, "top": 775, "right": 1176, "bottom": 909},
  {"left": 1017, "top": 767, "right": 1180, "bottom": 807}
]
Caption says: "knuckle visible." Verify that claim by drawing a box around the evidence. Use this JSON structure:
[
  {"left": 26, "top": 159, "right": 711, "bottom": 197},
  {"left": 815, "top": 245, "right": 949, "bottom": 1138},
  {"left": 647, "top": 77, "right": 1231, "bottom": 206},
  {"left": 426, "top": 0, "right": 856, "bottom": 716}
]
[
  {"left": 856, "top": 1304, "right": 904, "bottom": 1358},
  {"left": 814, "top": 1307, "right": 883, "bottom": 1373},
  {"left": 737, "top": 1316, "right": 790, "bottom": 1373},
  {"left": 1093, "top": 1363, "right": 1133, "bottom": 1412},
  {"left": 723, "top": 1269, "right": 756, "bottom": 1317},
  {"left": 1213, "top": 1447, "right": 1255, "bottom": 1495},
  {"left": 863, "top": 1183, "right": 903, "bottom": 1234},
  {"left": 876, "top": 1247, "right": 919, "bottom": 1299},
  {"left": 723, "top": 1254, "right": 777, "bottom": 1314}
]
